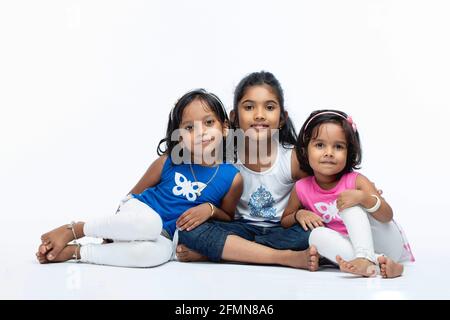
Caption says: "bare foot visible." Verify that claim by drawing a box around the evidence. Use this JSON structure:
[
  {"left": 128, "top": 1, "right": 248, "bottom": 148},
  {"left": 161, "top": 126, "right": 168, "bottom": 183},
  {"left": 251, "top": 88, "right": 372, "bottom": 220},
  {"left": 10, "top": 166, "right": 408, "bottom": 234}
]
[
  {"left": 36, "top": 247, "right": 50, "bottom": 264},
  {"left": 40, "top": 223, "right": 80, "bottom": 261},
  {"left": 378, "top": 256, "right": 403, "bottom": 278},
  {"left": 291, "top": 246, "right": 319, "bottom": 271},
  {"left": 36, "top": 245, "right": 80, "bottom": 264},
  {"left": 336, "top": 256, "right": 377, "bottom": 277},
  {"left": 307, "top": 246, "right": 319, "bottom": 271},
  {"left": 176, "top": 244, "right": 208, "bottom": 262}
]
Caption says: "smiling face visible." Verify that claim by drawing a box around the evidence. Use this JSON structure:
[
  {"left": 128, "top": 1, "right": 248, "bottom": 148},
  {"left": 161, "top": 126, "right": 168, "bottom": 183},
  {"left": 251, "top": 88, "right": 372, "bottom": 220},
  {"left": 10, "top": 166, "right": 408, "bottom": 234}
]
[
  {"left": 307, "top": 122, "right": 348, "bottom": 179},
  {"left": 179, "top": 98, "right": 225, "bottom": 162},
  {"left": 235, "top": 84, "right": 283, "bottom": 141}
]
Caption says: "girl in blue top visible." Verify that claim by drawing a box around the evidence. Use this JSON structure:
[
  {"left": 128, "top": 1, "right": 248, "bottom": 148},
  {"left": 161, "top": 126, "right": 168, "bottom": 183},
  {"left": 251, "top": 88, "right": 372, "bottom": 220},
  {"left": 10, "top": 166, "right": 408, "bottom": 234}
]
[{"left": 36, "top": 89, "right": 243, "bottom": 267}]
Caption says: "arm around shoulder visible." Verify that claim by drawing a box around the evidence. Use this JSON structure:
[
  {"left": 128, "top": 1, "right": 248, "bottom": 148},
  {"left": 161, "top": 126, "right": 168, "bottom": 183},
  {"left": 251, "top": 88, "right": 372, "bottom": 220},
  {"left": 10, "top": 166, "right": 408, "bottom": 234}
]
[{"left": 216, "top": 172, "right": 244, "bottom": 221}]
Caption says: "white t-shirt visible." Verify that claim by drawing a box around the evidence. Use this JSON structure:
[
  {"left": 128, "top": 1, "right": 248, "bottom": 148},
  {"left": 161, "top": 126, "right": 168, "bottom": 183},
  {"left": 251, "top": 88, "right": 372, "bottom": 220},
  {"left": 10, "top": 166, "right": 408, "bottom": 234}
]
[{"left": 233, "top": 144, "right": 295, "bottom": 227}]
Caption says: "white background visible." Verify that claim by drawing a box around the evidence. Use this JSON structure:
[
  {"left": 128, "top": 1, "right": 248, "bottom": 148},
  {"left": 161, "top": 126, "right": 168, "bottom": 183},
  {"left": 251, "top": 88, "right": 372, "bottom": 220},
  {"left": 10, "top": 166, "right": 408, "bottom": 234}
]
[{"left": 1, "top": 0, "right": 449, "bottom": 298}]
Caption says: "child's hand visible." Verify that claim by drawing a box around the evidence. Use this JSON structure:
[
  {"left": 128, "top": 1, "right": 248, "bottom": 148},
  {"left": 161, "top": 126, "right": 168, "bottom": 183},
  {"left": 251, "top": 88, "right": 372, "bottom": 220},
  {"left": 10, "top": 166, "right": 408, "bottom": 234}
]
[
  {"left": 296, "top": 210, "right": 324, "bottom": 231},
  {"left": 337, "top": 190, "right": 365, "bottom": 211},
  {"left": 176, "top": 203, "right": 213, "bottom": 231}
]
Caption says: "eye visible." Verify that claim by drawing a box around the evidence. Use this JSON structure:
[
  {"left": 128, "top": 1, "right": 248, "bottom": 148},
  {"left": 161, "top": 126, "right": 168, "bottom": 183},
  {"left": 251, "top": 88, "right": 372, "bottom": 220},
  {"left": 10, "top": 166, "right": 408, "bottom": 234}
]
[
  {"left": 266, "top": 104, "right": 276, "bottom": 111},
  {"left": 184, "top": 125, "right": 193, "bottom": 131},
  {"left": 243, "top": 104, "right": 253, "bottom": 111},
  {"left": 205, "top": 119, "right": 215, "bottom": 126},
  {"left": 335, "top": 144, "right": 346, "bottom": 150},
  {"left": 315, "top": 142, "right": 324, "bottom": 149}
]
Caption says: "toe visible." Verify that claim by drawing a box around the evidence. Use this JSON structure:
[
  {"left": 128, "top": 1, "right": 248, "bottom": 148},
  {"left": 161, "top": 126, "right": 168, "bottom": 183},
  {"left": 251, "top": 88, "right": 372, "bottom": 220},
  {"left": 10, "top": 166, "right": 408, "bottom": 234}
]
[
  {"left": 377, "top": 255, "right": 387, "bottom": 265},
  {"left": 39, "top": 243, "right": 49, "bottom": 254},
  {"left": 175, "top": 251, "right": 188, "bottom": 262},
  {"left": 36, "top": 252, "right": 48, "bottom": 264},
  {"left": 46, "top": 245, "right": 63, "bottom": 261},
  {"left": 336, "top": 255, "right": 347, "bottom": 267},
  {"left": 176, "top": 252, "right": 187, "bottom": 259},
  {"left": 367, "top": 265, "right": 377, "bottom": 277},
  {"left": 176, "top": 245, "right": 186, "bottom": 253}
]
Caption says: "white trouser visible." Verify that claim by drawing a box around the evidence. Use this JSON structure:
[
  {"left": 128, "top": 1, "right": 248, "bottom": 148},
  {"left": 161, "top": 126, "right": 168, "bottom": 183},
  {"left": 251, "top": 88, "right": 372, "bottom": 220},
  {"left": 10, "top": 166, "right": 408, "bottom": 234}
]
[
  {"left": 79, "top": 198, "right": 174, "bottom": 267},
  {"left": 309, "top": 206, "right": 405, "bottom": 265}
]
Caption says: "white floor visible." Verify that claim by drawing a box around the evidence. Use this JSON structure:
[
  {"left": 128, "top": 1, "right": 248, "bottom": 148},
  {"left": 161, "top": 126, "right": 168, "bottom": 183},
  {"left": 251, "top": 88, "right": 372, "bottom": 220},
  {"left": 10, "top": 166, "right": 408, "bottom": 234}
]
[{"left": 1, "top": 229, "right": 449, "bottom": 300}]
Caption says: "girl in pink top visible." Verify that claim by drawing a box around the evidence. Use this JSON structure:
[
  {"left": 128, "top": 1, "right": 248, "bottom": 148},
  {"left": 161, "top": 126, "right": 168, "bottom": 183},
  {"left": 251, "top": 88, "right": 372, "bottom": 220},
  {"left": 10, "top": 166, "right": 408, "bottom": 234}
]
[{"left": 281, "top": 110, "right": 414, "bottom": 278}]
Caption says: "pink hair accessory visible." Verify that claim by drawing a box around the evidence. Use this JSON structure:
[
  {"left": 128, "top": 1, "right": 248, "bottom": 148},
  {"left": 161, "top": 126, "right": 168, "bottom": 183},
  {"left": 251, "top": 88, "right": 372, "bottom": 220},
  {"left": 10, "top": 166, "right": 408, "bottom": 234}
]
[
  {"left": 304, "top": 111, "right": 357, "bottom": 133},
  {"left": 346, "top": 116, "right": 357, "bottom": 133}
]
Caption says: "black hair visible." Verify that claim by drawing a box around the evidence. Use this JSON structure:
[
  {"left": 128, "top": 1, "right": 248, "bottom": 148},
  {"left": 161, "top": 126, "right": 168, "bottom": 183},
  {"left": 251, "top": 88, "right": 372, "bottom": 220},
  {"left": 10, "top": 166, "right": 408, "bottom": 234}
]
[
  {"left": 157, "top": 89, "right": 229, "bottom": 159},
  {"left": 232, "top": 71, "right": 297, "bottom": 148},
  {"left": 296, "top": 109, "right": 362, "bottom": 177}
]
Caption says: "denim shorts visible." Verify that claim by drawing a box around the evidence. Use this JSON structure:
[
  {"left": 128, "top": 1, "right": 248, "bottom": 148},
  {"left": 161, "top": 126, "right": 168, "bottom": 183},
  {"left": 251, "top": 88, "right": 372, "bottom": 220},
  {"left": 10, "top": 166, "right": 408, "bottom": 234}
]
[{"left": 178, "top": 220, "right": 311, "bottom": 262}]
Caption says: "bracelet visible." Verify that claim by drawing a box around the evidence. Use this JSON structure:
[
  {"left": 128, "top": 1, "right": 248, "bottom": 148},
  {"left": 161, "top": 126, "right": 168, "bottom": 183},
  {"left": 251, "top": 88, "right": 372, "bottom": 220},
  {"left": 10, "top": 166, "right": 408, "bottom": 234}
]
[
  {"left": 67, "top": 221, "right": 78, "bottom": 242},
  {"left": 365, "top": 194, "right": 381, "bottom": 213},
  {"left": 207, "top": 202, "right": 215, "bottom": 217}
]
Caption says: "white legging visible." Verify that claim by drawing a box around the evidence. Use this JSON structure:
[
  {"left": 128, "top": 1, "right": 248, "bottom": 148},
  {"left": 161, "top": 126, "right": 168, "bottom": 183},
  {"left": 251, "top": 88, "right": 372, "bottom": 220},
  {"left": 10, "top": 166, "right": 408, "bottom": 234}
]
[
  {"left": 309, "top": 206, "right": 405, "bottom": 265},
  {"left": 79, "top": 198, "right": 174, "bottom": 268}
]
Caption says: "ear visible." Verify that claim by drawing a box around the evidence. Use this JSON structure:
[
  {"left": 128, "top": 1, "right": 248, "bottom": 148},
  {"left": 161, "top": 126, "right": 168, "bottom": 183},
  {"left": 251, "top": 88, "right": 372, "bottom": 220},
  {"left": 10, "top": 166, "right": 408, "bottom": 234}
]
[
  {"left": 280, "top": 111, "right": 288, "bottom": 128},
  {"left": 222, "top": 120, "right": 230, "bottom": 137},
  {"left": 301, "top": 146, "right": 307, "bottom": 157}
]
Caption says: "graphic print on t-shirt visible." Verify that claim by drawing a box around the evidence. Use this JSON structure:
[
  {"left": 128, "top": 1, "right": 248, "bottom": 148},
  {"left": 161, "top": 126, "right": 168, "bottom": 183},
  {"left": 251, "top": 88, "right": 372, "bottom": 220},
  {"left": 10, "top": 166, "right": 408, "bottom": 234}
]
[
  {"left": 172, "top": 172, "right": 206, "bottom": 202},
  {"left": 248, "top": 185, "right": 277, "bottom": 219},
  {"left": 314, "top": 200, "right": 341, "bottom": 223}
]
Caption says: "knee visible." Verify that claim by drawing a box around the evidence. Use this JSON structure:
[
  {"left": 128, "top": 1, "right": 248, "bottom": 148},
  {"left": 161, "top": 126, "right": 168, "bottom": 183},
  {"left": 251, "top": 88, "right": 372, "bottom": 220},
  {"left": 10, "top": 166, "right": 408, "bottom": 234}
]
[
  {"left": 288, "top": 225, "right": 311, "bottom": 249},
  {"left": 140, "top": 213, "right": 163, "bottom": 238},
  {"left": 339, "top": 205, "right": 366, "bottom": 217},
  {"left": 127, "top": 240, "right": 172, "bottom": 267},
  {"left": 309, "top": 227, "right": 328, "bottom": 247},
  {"left": 128, "top": 211, "right": 162, "bottom": 239}
]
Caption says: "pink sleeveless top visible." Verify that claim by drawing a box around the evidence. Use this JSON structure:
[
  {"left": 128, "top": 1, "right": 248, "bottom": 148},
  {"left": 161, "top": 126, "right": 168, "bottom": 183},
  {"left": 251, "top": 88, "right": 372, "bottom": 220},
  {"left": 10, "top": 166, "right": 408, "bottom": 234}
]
[
  {"left": 296, "top": 172, "right": 359, "bottom": 236},
  {"left": 295, "top": 172, "right": 415, "bottom": 262}
]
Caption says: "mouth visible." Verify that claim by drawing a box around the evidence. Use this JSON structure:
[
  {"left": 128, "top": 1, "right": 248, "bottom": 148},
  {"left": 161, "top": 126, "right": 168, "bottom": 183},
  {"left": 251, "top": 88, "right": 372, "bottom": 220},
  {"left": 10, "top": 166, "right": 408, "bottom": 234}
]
[
  {"left": 199, "top": 137, "right": 214, "bottom": 145},
  {"left": 320, "top": 161, "right": 337, "bottom": 165},
  {"left": 250, "top": 124, "right": 270, "bottom": 130}
]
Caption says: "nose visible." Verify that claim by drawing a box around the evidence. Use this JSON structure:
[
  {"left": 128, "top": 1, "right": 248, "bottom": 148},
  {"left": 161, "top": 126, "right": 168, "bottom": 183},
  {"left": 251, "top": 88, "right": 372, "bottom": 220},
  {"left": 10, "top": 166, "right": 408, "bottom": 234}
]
[
  {"left": 324, "top": 146, "right": 334, "bottom": 157},
  {"left": 254, "top": 106, "right": 266, "bottom": 121},
  {"left": 193, "top": 121, "right": 207, "bottom": 137}
]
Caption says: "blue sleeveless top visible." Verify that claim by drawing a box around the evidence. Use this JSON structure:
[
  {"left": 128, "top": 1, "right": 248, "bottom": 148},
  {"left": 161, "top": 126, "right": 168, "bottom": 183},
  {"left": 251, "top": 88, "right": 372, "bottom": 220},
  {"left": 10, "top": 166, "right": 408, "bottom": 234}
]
[{"left": 133, "top": 157, "right": 239, "bottom": 237}]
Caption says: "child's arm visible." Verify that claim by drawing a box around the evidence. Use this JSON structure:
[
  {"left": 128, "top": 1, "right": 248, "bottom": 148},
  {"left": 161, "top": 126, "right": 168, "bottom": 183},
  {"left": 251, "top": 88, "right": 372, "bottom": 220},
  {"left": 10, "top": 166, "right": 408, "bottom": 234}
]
[
  {"left": 218, "top": 173, "right": 244, "bottom": 220},
  {"left": 127, "top": 155, "right": 168, "bottom": 195},
  {"left": 337, "top": 174, "right": 393, "bottom": 223},
  {"left": 177, "top": 173, "right": 243, "bottom": 231},
  {"left": 281, "top": 187, "right": 324, "bottom": 230}
]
